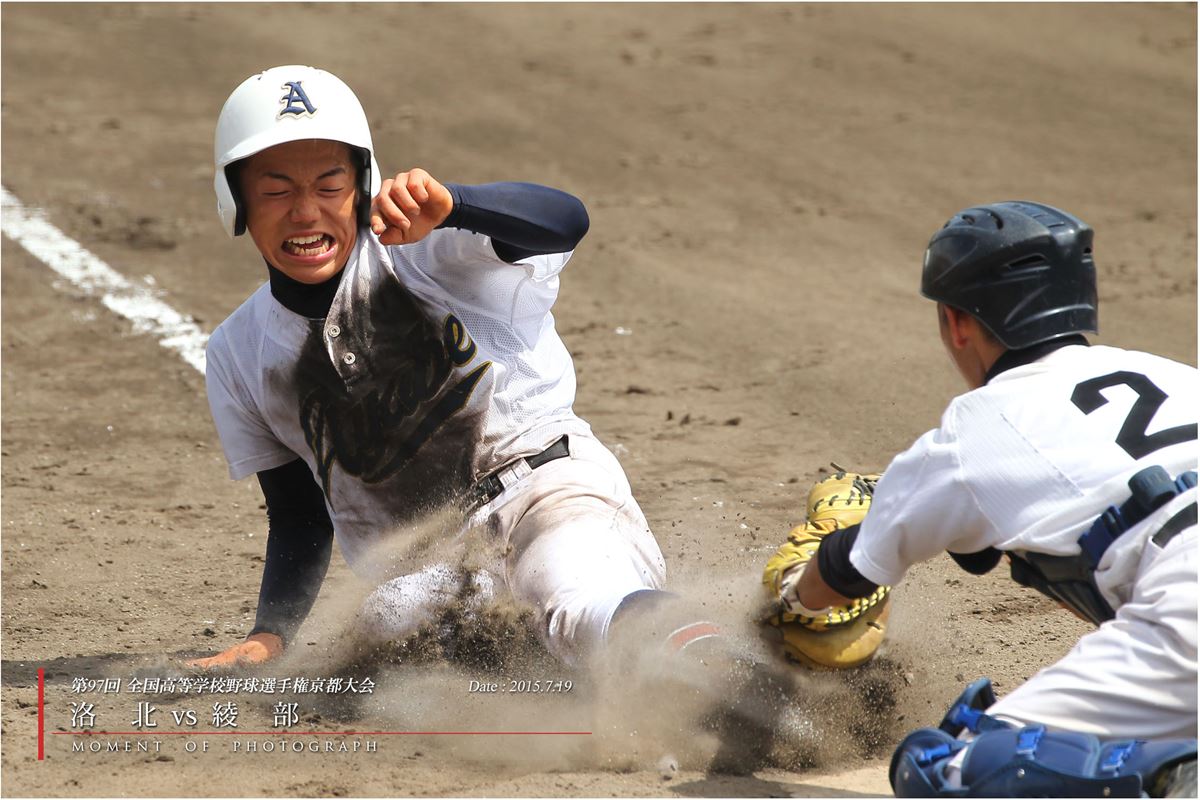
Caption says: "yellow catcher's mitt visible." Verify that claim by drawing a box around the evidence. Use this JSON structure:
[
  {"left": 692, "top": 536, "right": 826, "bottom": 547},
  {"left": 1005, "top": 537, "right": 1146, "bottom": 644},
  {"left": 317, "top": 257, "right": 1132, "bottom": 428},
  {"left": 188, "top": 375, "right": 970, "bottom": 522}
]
[{"left": 762, "top": 469, "right": 891, "bottom": 668}]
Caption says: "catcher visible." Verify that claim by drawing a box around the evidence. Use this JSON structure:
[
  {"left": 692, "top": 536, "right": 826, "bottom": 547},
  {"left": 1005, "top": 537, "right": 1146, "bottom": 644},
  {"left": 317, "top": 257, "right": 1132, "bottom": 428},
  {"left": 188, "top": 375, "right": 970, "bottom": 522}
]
[{"left": 763, "top": 201, "right": 1197, "bottom": 797}]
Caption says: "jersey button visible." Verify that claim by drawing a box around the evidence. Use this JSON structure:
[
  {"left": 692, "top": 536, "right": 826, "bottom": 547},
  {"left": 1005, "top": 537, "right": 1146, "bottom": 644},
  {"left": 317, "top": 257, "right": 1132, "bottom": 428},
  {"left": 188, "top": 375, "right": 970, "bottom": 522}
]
[
  {"left": 342, "top": 352, "right": 356, "bottom": 365},
  {"left": 327, "top": 324, "right": 341, "bottom": 338}
]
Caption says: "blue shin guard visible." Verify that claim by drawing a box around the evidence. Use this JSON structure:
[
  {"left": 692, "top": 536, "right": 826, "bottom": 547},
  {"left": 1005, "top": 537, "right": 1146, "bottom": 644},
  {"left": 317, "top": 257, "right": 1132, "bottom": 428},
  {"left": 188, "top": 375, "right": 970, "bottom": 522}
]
[{"left": 890, "top": 679, "right": 1197, "bottom": 797}]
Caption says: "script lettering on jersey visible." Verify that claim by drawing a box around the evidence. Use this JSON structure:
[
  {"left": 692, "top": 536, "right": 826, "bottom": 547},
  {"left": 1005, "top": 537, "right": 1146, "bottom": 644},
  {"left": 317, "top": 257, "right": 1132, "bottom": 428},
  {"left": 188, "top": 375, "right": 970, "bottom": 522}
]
[
  {"left": 296, "top": 284, "right": 491, "bottom": 506},
  {"left": 277, "top": 81, "right": 317, "bottom": 118}
]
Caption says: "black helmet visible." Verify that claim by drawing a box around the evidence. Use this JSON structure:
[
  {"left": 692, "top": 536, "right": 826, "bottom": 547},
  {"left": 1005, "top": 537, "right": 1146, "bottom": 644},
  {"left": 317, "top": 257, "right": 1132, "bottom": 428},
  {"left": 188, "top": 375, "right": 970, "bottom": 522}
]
[{"left": 921, "top": 201, "right": 1098, "bottom": 349}]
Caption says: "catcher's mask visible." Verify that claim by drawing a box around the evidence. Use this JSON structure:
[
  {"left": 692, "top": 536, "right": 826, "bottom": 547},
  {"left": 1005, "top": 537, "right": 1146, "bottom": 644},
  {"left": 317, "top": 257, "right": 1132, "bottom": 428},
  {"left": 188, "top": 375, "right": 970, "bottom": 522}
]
[
  {"left": 920, "top": 201, "right": 1098, "bottom": 350},
  {"left": 213, "top": 65, "right": 382, "bottom": 237}
]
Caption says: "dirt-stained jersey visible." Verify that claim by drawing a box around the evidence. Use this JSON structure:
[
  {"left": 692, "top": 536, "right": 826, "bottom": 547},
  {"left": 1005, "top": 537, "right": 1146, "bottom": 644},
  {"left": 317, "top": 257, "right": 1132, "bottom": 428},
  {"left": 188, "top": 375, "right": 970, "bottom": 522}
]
[
  {"left": 205, "top": 226, "right": 591, "bottom": 577},
  {"left": 851, "top": 344, "right": 1198, "bottom": 608}
]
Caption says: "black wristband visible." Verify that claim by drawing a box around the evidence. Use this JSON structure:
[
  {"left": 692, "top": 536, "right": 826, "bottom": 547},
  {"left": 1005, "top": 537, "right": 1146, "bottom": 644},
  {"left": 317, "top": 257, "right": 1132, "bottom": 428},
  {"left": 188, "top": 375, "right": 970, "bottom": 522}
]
[{"left": 816, "top": 524, "right": 881, "bottom": 598}]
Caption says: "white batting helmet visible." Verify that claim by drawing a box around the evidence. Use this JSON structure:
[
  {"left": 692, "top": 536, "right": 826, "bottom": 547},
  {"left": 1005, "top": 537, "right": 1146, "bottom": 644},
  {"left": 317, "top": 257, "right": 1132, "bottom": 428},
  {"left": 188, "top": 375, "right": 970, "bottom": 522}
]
[{"left": 213, "top": 65, "right": 382, "bottom": 237}]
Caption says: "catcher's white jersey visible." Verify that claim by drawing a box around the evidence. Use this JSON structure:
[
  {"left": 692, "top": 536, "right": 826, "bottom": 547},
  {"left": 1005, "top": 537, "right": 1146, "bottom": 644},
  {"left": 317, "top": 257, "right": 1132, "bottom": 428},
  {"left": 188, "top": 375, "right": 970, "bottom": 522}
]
[
  {"left": 852, "top": 344, "right": 1197, "bottom": 593},
  {"left": 852, "top": 343, "right": 1198, "bottom": 738},
  {"left": 206, "top": 226, "right": 593, "bottom": 575}
]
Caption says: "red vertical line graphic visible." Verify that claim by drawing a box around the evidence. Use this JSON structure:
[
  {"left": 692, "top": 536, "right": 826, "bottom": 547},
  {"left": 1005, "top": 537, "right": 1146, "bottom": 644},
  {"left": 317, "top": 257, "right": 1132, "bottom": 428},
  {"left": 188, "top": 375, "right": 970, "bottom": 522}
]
[{"left": 37, "top": 668, "right": 45, "bottom": 760}]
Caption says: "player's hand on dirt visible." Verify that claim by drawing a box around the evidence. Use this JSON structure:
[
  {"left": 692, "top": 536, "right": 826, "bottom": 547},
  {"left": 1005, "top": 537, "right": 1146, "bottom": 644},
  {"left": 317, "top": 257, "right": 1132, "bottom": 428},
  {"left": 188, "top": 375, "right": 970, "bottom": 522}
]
[
  {"left": 184, "top": 632, "right": 283, "bottom": 670},
  {"left": 370, "top": 168, "right": 454, "bottom": 245}
]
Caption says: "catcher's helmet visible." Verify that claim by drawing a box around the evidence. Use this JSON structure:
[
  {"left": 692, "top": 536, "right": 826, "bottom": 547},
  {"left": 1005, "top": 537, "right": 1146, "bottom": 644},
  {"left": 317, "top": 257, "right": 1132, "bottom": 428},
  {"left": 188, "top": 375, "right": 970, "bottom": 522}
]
[
  {"left": 921, "top": 201, "right": 1098, "bottom": 349},
  {"left": 214, "top": 65, "right": 382, "bottom": 237}
]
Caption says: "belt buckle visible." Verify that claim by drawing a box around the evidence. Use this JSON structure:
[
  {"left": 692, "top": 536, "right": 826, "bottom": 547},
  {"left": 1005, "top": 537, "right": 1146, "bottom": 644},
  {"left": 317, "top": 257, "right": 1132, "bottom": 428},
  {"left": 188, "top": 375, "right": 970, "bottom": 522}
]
[
  {"left": 469, "top": 438, "right": 568, "bottom": 512},
  {"left": 468, "top": 474, "right": 502, "bottom": 511}
]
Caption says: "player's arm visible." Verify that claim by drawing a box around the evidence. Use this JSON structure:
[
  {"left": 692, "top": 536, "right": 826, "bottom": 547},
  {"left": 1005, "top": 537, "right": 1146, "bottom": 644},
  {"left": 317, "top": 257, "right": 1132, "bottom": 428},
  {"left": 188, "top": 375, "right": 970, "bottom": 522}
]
[
  {"left": 786, "top": 424, "right": 990, "bottom": 614},
  {"left": 764, "top": 472, "right": 885, "bottom": 617},
  {"left": 186, "top": 459, "right": 333, "bottom": 669},
  {"left": 438, "top": 182, "right": 589, "bottom": 262},
  {"left": 370, "top": 169, "right": 589, "bottom": 261}
]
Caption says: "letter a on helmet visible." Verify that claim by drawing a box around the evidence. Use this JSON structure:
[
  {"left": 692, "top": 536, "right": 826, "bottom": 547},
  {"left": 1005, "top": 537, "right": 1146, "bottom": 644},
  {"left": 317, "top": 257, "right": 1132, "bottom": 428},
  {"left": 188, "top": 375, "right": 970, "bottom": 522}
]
[{"left": 278, "top": 82, "right": 317, "bottom": 118}]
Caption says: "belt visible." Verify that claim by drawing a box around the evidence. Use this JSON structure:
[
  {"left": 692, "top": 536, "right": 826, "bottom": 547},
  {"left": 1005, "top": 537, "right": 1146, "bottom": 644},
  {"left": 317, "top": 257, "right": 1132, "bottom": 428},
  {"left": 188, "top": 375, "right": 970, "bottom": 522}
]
[
  {"left": 1078, "top": 467, "right": 1197, "bottom": 566},
  {"left": 468, "top": 436, "right": 570, "bottom": 509}
]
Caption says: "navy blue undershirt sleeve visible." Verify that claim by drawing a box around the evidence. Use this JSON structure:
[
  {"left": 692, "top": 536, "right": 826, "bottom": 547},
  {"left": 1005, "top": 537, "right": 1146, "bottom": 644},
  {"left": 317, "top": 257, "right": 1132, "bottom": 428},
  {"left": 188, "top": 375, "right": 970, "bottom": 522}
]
[
  {"left": 816, "top": 524, "right": 881, "bottom": 599},
  {"left": 439, "top": 182, "right": 589, "bottom": 263},
  {"left": 948, "top": 547, "right": 1004, "bottom": 575},
  {"left": 247, "top": 458, "right": 334, "bottom": 646}
]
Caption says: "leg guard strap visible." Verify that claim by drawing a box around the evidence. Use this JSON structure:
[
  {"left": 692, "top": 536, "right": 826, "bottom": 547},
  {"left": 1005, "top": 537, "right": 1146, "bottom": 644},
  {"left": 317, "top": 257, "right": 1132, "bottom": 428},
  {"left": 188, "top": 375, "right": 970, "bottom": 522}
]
[
  {"left": 892, "top": 679, "right": 1198, "bottom": 798},
  {"left": 892, "top": 726, "right": 1195, "bottom": 797}
]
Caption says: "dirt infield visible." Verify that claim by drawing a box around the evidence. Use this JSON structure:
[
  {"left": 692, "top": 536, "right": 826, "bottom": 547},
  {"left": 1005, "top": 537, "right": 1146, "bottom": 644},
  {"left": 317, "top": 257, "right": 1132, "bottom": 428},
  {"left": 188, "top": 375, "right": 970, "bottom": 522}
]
[{"left": 2, "top": 3, "right": 1195, "bottom": 797}]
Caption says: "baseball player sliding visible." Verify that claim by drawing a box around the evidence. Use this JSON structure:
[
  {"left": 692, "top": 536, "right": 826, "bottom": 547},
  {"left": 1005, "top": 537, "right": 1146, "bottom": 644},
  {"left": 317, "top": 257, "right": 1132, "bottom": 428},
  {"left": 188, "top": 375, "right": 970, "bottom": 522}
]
[
  {"left": 185, "top": 64, "right": 692, "bottom": 671},
  {"left": 763, "top": 201, "right": 1197, "bottom": 797}
]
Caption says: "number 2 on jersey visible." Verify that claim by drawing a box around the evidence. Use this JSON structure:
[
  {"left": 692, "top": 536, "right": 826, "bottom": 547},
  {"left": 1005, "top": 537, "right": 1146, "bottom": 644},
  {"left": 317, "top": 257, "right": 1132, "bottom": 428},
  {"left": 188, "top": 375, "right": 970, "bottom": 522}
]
[{"left": 1071, "top": 371, "right": 1198, "bottom": 459}]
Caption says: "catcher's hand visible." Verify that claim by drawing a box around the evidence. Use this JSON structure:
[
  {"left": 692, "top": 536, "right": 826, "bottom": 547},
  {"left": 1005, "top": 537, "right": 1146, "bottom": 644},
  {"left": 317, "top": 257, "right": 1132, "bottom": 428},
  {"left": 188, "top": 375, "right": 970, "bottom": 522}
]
[
  {"left": 762, "top": 468, "right": 891, "bottom": 668},
  {"left": 763, "top": 468, "right": 881, "bottom": 620}
]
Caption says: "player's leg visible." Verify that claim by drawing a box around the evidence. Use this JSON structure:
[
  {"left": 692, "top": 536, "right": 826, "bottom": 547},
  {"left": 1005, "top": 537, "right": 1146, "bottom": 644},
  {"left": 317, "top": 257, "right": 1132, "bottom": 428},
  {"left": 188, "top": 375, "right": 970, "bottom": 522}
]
[
  {"left": 891, "top": 496, "right": 1198, "bottom": 797},
  {"left": 354, "top": 563, "right": 497, "bottom": 644},
  {"left": 496, "top": 433, "right": 760, "bottom": 666},
  {"left": 496, "top": 432, "right": 667, "bottom": 664},
  {"left": 345, "top": 434, "right": 663, "bottom": 657},
  {"left": 497, "top": 434, "right": 795, "bottom": 772},
  {"left": 986, "top": 523, "right": 1197, "bottom": 740}
]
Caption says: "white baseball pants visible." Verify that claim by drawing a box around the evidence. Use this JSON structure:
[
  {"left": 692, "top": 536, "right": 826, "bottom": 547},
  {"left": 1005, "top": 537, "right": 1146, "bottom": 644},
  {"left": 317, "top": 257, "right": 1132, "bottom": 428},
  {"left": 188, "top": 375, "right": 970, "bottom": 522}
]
[
  {"left": 989, "top": 489, "right": 1198, "bottom": 739},
  {"left": 360, "top": 432, "right": 667, "bottom": 665}
]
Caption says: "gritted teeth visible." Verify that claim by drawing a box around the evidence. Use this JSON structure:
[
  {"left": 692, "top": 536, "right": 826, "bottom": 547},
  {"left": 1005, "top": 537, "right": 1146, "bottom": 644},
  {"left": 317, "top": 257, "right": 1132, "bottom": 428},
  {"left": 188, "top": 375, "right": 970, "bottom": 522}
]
[
  {"left": 282, "top": 233, "right": 334, "bottom": 256},
  {"left": 286, "top": 233, "right": 327, "bottom": 246}
]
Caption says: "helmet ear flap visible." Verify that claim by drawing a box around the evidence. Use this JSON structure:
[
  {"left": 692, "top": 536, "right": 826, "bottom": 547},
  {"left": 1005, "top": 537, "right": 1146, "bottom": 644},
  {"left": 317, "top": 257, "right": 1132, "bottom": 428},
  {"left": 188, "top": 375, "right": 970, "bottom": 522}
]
[
  {"left": 214, "top": 161, "right": 246, "bottom": 238},
  {"left": 225, "top": 162, "right": 248, "bottom": 237},
  {"left": 355, "top": 148, "right": 373, "bottom": 229}
]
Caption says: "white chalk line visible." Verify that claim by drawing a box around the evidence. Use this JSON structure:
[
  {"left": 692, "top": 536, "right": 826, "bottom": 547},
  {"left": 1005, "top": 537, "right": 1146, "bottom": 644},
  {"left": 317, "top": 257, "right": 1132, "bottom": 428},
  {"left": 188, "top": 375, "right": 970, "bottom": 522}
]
[{"left": 1, "top": 186, "right": 207, "bottom": 374}]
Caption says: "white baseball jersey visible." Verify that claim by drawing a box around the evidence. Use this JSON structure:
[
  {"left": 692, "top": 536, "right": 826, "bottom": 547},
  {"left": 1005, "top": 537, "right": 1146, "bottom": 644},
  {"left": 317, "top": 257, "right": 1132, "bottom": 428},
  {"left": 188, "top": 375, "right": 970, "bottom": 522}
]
[
  {"left": 852, "top": 344, "right": 1196, "bottom": 596},
  {"left": 852, "top": 343, "right": 1198, "bottom": 738},
  {"left": 206, "top": 226, "right": 593, "bottom": 578}
]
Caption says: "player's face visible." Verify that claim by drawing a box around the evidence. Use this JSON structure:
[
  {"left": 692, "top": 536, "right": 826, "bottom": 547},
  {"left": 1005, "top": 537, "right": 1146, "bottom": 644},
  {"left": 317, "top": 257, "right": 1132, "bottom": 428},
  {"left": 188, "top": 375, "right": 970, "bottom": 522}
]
[{"left": 240, "top": 140, "right": 359, "bottom": 284}]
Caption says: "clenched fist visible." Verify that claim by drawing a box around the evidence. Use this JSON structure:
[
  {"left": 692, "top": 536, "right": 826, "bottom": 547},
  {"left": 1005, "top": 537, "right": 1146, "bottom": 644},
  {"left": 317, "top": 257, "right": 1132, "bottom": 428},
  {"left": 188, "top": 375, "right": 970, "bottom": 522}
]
[{"left": 370, "top": 168, "right": 454, "bottom": 246}]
